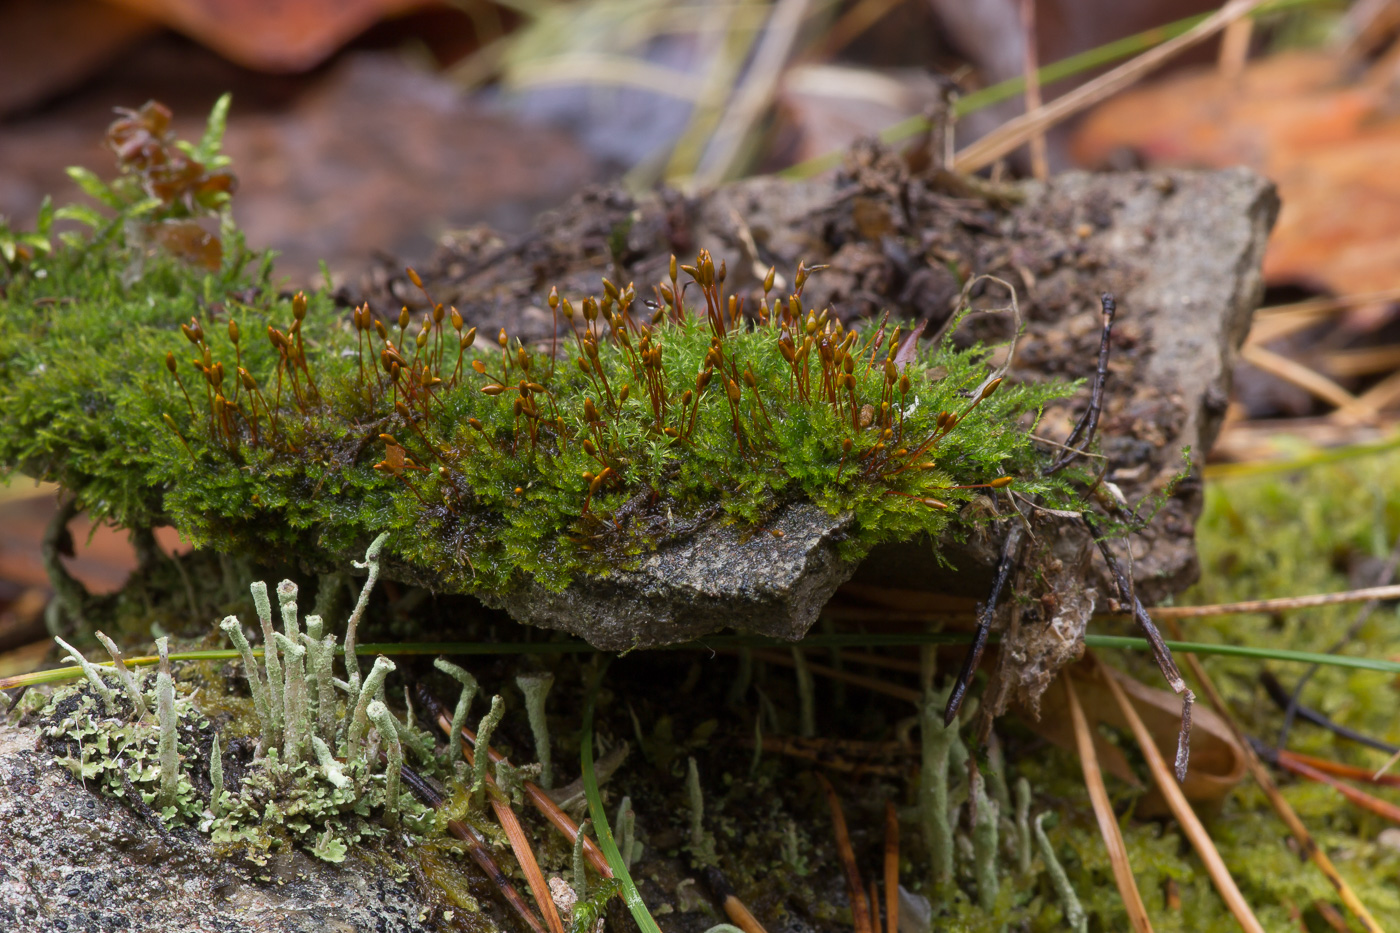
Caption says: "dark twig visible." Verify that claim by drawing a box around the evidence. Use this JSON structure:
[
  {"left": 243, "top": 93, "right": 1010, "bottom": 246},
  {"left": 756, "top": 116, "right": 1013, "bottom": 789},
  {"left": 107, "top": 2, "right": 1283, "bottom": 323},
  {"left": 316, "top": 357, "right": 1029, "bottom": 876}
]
[
  {"left": 1084, "top": 511, "right": 1195, "bottom": 781},
  {"left": 1279, "top": 532, "right": 1400, "bottom": 748},
  {"left": 944, "top": 524, "right": 1024, "bottom": 725},
  {"left": 1046, "top": 293, "right": 1115, "bottom": 475},
  {"left": 1259, "top": 671, "right": 1399, "bottom": 755},
  {"left": 396, "top": 756, "right": 548, "bottom": 933}
]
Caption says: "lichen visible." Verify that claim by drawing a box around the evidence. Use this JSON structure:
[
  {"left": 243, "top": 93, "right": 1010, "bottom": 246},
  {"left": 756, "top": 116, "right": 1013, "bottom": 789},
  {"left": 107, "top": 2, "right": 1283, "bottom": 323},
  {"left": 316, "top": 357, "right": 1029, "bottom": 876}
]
[{"left": 38, "top": 539, "right": 448, "bottom": 866}]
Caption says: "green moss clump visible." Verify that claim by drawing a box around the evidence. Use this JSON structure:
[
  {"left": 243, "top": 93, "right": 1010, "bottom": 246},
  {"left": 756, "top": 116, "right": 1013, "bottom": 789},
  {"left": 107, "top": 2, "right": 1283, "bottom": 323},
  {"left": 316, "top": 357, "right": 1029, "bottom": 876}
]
[{"left": 0, "top": 100, "right": 1081, "bottom": 602}]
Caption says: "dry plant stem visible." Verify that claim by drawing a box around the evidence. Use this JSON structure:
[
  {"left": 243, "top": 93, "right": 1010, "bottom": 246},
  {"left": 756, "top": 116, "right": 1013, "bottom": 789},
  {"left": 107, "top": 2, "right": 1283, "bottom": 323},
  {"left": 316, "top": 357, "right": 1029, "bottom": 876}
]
[
  {"left": 695, "top": 0, "right": 814, "bottom": 186},
  {"left": 954, "top": 0, "right": 1268, "bottom": 173},
  {"left": 883, "top": 801, "right": 899, "bottom": 933},
  {"left": 1019, "top": 0, "right": 1048, "bottom": 180},
  {"left": 944, "top": 523, "right": 1023, "bottom": 724},
  {"left": 488, "top": 787, "right": 566, "bottom": 933},
  {"left": 746, "top": 649, "right": 918, "bottom": 704},
  {"left": 1165, "top": 626, "right": 1383, "bottom": 933},
  {"left": 1097, "top": 660, "right": 1265, "bottom": 933},
  {"left": 426, "top": 705, "right": 612, "bottom": 878},
  {"left": 1280, "top": 533, "right": 1400, "bottom": 749},
  {"left": 1239, "top": 344, "right": 1373, "bottom": 421},
  {"left": 1063, "top": 675, "right": 1153, "bottom": 932},
  {"left": 816, "top": 774, "right": 873, "bottom": 933},
  {"left": 1084, "top": 512, "right": 1193, "bottom": 780},
  {"left": 1149, "top": 584, "right": 1400, "bottom": 619}
]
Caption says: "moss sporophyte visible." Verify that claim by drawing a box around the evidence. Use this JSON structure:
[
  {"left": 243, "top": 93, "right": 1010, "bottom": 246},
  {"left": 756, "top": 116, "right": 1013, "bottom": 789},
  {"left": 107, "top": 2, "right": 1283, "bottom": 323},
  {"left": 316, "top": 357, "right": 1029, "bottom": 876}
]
[
  {"left": 0, "top": 100, "right": 1088, "bottom": 609},
  {"left": 1, "top": 248, "right": 1079, "bottom": 606}
]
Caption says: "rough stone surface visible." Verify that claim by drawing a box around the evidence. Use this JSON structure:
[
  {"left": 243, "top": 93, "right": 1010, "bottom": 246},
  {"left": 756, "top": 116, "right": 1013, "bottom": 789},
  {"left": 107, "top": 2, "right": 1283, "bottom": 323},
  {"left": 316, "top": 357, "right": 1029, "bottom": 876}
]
[
  {"left": 357, "top": 160, "right": 1278, "bottom": 662},
  {"left": 0, "top": 720, "right": 464, "bottom": 933},
  {"left": 480, "top": 502, "right": 858, "bottom": 650}
]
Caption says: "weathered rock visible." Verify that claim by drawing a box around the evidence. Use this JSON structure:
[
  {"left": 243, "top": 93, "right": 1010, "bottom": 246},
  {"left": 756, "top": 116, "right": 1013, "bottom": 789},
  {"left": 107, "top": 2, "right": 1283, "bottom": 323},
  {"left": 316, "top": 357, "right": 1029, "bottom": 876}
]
[
  {"left": 480, "top": 502, "right": 857, "bottom": 650},
  {"left": 0, "top": 721, "right": 467, "bottom": 933},
  {"left": 359, "top": 160, "right": 1277, "bottom": 663}
]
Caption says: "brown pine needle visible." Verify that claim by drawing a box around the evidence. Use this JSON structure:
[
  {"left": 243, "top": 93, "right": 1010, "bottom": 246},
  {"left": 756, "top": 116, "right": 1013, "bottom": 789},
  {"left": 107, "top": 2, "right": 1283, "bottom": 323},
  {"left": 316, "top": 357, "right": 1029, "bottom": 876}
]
[
  {"left": 1098, "top": 661, "right": 1264, "bottom": 933},
  {"left": 816, "top": 773, "right": 874, "bottom": 933},
  {"left": 1271, "top": 749, "right": 1400, "bottom": 789},
  {"left": 428, "top": 706, "right": 613, "bottom": 878},
  {"left": 1064, "top": 674, "right": 1154, "bottom": 932},
  {"left": 883, "top": 801, "right": 899, "bottom": 933},
  {"left": 1163, "top": 625, "right": 1384, "bottom": 933},
  {"left": 488, "top": 790, "right": 565, "bottom": 933},
  {"left": 1275, "top": 755, "right": 1400, "bottom": 826}
]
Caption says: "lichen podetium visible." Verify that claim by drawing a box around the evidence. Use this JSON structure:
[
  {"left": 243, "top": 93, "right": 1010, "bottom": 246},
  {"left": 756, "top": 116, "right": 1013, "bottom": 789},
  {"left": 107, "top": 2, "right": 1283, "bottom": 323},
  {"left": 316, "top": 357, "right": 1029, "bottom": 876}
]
[{"left": 0, "top": 97, "right": 1084, "bottom": 611}]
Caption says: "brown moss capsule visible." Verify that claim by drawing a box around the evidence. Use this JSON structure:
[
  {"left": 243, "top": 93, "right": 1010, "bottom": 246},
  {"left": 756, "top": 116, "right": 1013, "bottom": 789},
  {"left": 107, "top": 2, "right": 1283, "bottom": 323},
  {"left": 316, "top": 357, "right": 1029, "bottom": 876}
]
[
  {"left": 680, "top": 263, "right": 698, "bottom": 280},
  {"left": 468, "top": 418, "right": 484, "bottom": 432},
  {"left": 472, "top": 359, "right": 487, "bottom": 375},
  {"left": 416, "top": 327, "right": 429, "bottom": 349},
  {"left": 584, "top": 399, "right": 600, "bottom": 422},
  {"left": 498, "top": 327, "right": 508, "bottom": 348},
  {"left": 980, "top": 377, "right": 1003, "bottom": 399},
  {"left": 602, "top": 278, "right": 620, "bottom": 301},
  {"left": 726, "top": 380, "right": 740, "bottom": 403},
  {"left": 515, "top": 487, "right": 524, "bottom": 495},
  {"left": 450, "top": 307, "right": 464, "bottom": 330},
  {"left": 165, "top": 351, "right": 177, "bottom": 374},
  {"left": 923, "top": 498, "right": 950, "bottom": 510},
  {"left": 239, "top": 367, "right": 256, "bottom": 391},
  {"left": 548, "top": 286, "right": 560, "bottom": 310},
  {"left": 663, "top": 427, "right": 679, "bottom": 437},
  {"left": 562, "top": 298, "right": 575, "bottom": 321},
  {"left": 696, "top": 369, "right": 713, "bottom": 391},
  {"left": 433, "top": 304, "right": 444, "bottom": 324},
  {"left": 407, "top": 267, "right": 423, "bottom": 289},
  {"left": 717, "top": 258, "right": 726, "bottom": 285},
  {"left": 210, "top": 362, "right": 224, "bottom": 388},
  {"left": 763, "top": 266, "right": 776, "bottom": 293},
  {"left": 374, "top": 319, "right": 388, "bottom": 340},
  {"left": 227, "top": 320, "right": 240, "bottom": 344},
  {"left": 669, "top": 254, "right": 678, "bottom": 281},
  {"left": 989, "top": 476, "right": 1014, "bottom": 488},
  {"left": 582, "top": 439, "right": 596, "bottom": 456},
  {"left": 481, "top": 384, "right": 505, "bottom": 396},
  {"left": 899, "top": 374, "right": 911, "bottom": 394},
  {"left": 293, "top": 292, "right": 308, "bottom": 321},
  {"left": 396, "top": 306, "right": 410, "bottom": 330},
  {"left": 395, "top": 401, "right": 413, "bottom": 420},
  {"left": 513, "top": 398, "right": 523, "bottom": 416},
  {"left": 517, "top": 347, "right": 529, "bottom": 370},
  {"left": 618, "top": 384, "right": 630, "bottom": 403},
  {"left": 743, "top": 370, "right": 756, "bottom": 388},
  {"left": 681, "top": 390, "right": 693, "bottom": 405},
  {"left": 462, "top": 326, "right": 477, "bottom": 349}
]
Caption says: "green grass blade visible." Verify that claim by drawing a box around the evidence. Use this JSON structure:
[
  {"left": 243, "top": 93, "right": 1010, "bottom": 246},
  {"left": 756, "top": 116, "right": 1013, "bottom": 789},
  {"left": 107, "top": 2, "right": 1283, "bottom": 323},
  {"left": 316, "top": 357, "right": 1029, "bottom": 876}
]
[
  {"left": 8, "top": 623, "right": 1399, "bottom": 694},
  {"left": 581, "top": 657, "right": 663, "bottom": 933}
]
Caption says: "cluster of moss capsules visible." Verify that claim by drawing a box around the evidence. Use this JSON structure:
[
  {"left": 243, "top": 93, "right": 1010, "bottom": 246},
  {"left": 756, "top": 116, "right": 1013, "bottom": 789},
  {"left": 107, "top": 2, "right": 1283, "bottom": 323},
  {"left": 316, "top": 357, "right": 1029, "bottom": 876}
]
[{"left": 154, "top": 249, "right": 1072, "bottom": 593}]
